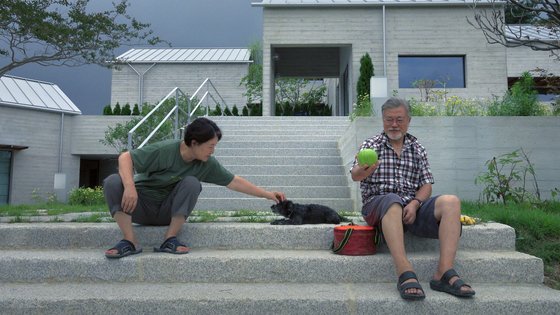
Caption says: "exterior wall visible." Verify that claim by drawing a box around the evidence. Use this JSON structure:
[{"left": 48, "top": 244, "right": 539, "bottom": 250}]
[
  {"left": 262, "top": 7, "right": 381, "bottom": 115},
  {"left": 507, "top": 46, "right": 560, "bottom": 77},
  {"left": 72, "top": 116, "right": 132, "bottom": 156},
  {"left": 385, "top": 6, "right": 508, "bottom": 100},
  {"left": 111, "top": 63, "right": 249, "bottom": 109},
  {"left": 262, "top": 6, "right": 509, "bottom": 116},
  {"left": 0, "top": 106, "right": 80, "bottom": 204},
  {"left": 339, "top": 117, "right": 560, "bottom": 210}
]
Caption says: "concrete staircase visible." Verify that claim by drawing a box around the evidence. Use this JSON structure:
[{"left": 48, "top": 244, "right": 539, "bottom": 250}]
[
  {"left": 1, "top": 116, "right": 558, "bottom": 314},
  {"left": 196, "top": 116, "right": 354, "bottom": 211},
  {"left": 0, "top": 222, "right": 559, "bottom": 314}
]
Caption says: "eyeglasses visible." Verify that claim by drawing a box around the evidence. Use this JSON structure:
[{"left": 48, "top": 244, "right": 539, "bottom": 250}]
[{"left": 383, "top": 117, "right": 407, "bottom": 125}]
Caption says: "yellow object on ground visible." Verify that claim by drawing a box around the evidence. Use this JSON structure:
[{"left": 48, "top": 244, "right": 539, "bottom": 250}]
[{"left": 460, "top": 215, "right": 479, "bottom": 225}]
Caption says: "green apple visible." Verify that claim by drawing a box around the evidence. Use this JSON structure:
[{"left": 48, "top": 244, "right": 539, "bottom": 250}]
[{"left": 357, "top": 149, "right": 378, "bottom": 166}]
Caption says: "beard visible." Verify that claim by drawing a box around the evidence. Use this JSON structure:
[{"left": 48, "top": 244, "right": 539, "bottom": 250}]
[{"left": 386, "top": 129, "right": 404, "bottom": 141}]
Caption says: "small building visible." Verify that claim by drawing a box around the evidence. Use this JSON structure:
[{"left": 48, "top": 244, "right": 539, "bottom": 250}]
[
  {"left": 0, "top": 75, "right": 81, "bottom": 205},
  {"left": 110, "top": 48, "right": 252, "bottom": 111}
]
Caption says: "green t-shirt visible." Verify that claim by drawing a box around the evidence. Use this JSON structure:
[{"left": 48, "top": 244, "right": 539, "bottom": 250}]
[{"left": 130, "top": 139, "right": 234, "bottom": 202}]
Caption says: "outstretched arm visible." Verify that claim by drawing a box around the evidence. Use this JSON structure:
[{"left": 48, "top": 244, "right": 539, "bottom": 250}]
[{"left": 226, "top": 175, "right": 286, "bottom": 203}]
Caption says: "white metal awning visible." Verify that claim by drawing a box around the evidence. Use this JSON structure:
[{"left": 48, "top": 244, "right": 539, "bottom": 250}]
[{"left": 116, "top": 48, "right": 252, "bottom": 64}]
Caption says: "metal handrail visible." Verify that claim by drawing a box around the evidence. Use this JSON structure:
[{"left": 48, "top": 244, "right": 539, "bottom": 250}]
[
  {"left": 187, "top": 78, "right": 228, "bottom": 124},
  {"left": 127, "top": 78, "right": 227, "bottom": 150}
]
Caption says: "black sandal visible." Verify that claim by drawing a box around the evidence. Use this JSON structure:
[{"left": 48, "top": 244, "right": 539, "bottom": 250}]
[
  {"left": 430, "top": 268, "right": 475, "bottom": 298},
  {"left": 105, "top": 239, "right": 142, "bottom": 259},
  {"left": 397, "top": 271, "right": 426, "bottom": 300},
  {"left": 153, "top": 236, "right": 190, "bottom": 254}
]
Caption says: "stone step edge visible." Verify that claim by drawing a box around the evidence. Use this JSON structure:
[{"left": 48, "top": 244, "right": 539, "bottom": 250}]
[
  {"left": 1, "top": 283, "right": 558, "bottom": 315},
  {"left": 0, "top": 249, "right": 543, "bottom": 284},
  {"left": 0, "top": 222, "right": 515, "bottom": 251}
]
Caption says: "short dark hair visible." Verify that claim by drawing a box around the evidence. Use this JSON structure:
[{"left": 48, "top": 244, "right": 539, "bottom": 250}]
[
  {"left": 184, "top": 117, "right": 222, "bottom": 147},
  {"left": 381, "top": 97, "right": 411, "bottom": 117}
]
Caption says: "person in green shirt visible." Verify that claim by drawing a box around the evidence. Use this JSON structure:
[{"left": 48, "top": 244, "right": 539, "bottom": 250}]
[{"left": 103, "top": 117, "right": 285, "bottom": 258}]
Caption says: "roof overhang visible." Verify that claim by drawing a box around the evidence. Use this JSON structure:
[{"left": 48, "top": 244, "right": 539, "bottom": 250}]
[
  {"left": 0, "top": 144, "right": 29, "bottom": 151},
  {"left": 252, "top": 0, "right": 500, "bottom": 8}
]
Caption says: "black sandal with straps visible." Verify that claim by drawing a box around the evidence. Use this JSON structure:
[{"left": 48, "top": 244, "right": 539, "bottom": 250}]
[{"left": 397, "top": 271, "right": 426, "bottom": 300}]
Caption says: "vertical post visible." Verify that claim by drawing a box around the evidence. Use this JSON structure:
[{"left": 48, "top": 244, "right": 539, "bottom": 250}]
[{"left": 174, "top": 89, "right": 179, "bottom": 139}]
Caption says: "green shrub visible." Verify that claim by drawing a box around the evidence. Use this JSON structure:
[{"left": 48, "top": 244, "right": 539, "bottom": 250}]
[
  {"left": 409, "top": 98, "right": 438, "bottom": 116},
  {"left": 350, "top": 94, "right": 372, "bottom": 121},
  {"left": 112, "top": 102, "right": 121, "bottom": 115},
  {"left": 232, "top": 105, "right": 239, "bottom": 116},
  {"left": 242, "top": 106, "right": 249, "bottom": 116},
  {"left": 121, "top": 103, "right": 132, "bottom": 115},
  {"left": 68, "top": 186, "right": 105, "bottom": 206},
  {"left": 132, "top": 104, "right": 140, "bottom": 115},
  {"left": 213, "top": 104, "right": 223, "bottom": 116},
  {"left": 488, "top": 72, "right": 542, "bottom": 116},
  {"left": 102, "top": 104, "right": 113, "bottom": 115}
]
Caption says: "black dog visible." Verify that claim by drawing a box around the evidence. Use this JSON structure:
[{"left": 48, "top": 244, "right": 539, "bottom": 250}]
[{"left": 270, "top": 200, "right": 348, "bottom": 225}]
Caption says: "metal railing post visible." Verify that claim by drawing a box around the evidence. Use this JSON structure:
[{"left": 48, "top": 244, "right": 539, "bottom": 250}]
[{"left": 174, "top": 89, "right": 179, "bottom": 139}]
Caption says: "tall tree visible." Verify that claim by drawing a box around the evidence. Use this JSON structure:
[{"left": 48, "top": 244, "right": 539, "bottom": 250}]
[
  {"left": 357, "top": 53, "right": 374, "bottom": 98},
  {"left": 469, "top": 1, "right": 560, "bottom": 59},
  {"left": 0, "top": 0, "right": 164, "bottom": 76},
  {"left": 239, "top": 41, "right": 263, "bottom": 104}
]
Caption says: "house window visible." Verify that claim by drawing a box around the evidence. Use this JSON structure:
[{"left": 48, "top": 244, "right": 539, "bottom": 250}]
[{"left": 398, "top": 56, "right": 466, "bottom": 88}]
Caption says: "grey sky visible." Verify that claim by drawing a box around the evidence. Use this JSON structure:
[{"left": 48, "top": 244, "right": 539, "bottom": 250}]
[{"left": 6, "top": 0, "right": 262, "bottom": 115}]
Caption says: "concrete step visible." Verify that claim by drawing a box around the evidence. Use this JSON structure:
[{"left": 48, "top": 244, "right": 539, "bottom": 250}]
[
  {"left": 1, "top": 282, "right": 558, "bottom": 315},
  {"left": 0, "top": 223, "right": 516, "bottom": 252},
  {"left": 217, "top": 140, "right": 338, "bottom": 149},
  {"left": 200, "top": 185, "right": 351, "bottom": 198},
  {"left": 195, "top": 197, "right": 354, "bottom": 211},
  {"left": 216, "top": 155, "right": 342, "bottom": 165},
  {"left": 0, "top": 249, "right": 542, "bottom": 284},
  {"left": 218, "top": 165, "right": 345, "bottom": 176},
  {"left": 219, "top": 174, "right": 349, "bottom": 186},
  {"left": 220, "top": 134, "right": 341, "bottom": 141},
  {"left": 0, "top": 283, "right": 560, "bottom": 315},
  {"left": 222, "top": 129, "right": 344, "bottom": 136},
  {"left": 214, "top": 147, "right": 340, "bottom": 156}
]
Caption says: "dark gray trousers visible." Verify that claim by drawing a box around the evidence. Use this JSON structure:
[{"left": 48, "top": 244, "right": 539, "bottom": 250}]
[{"left": 103, "top": 174, "right": 202, "bottom": 226}]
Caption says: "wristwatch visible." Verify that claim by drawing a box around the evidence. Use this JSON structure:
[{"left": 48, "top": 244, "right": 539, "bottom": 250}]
[{"left": 412, "top": 197, "right": 423, "bottom": 207}]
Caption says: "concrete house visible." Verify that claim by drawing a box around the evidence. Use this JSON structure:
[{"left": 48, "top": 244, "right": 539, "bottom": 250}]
[
  {"left": 0, "top": 75, "right": 81, "bottom": 205},
  {"left": 110, "top": 48, "right": 252, "bottom": 111},
  {"left": 252, "top": 0, "right": 560, "bottom": 115}
]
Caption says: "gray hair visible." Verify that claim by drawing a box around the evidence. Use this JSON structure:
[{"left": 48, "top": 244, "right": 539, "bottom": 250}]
[{"left": 381, "top": 97, "right": 411, "bottom": 117}]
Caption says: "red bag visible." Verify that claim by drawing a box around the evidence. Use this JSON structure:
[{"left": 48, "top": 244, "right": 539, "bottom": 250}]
[{"left": 332, "top": 224, "right": 379, "bottom": 256}]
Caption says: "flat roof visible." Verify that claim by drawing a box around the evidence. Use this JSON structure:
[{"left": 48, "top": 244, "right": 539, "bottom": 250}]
[
  {"left": 252, "top": 0, "right": 497, "bottom": 7},
  {"left": 0, "top": 75, "right": 81, "bottom": 115},
  {"left": 116, "top": 48, "right": 252, "bottom": 64}
]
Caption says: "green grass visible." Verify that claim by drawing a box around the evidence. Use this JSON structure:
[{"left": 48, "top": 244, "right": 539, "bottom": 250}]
[
  {"left": 462, "top": 201, "right": 560, "bottom": 290},
  {"left": 0, "top": 202, "right": 107, "bottom": 217}
]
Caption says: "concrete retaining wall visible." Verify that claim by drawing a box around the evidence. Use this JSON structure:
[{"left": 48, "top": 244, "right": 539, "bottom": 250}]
[{"left": 339, "top": 116, "right": 560, "bottom": 209}]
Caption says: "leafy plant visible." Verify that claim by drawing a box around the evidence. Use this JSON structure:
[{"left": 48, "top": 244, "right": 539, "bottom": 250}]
[
  {"left": 240, "top": 41, "right": 263, "bottom": 104},
  {"left": 475, "top": 148, "right": 541, "bottom": 205},
  {"left": 487, "top": 72, "right": 542, "bottom": 116},
  {"left": 68, "top": 187, "right": 105, "bottom": 206},
  {"left": 349, "top": 94, "right": 372, "bottom": 121}
]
